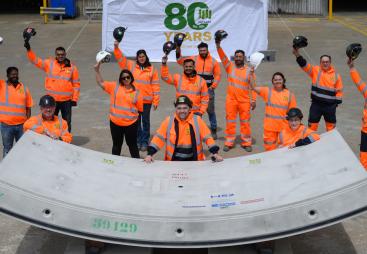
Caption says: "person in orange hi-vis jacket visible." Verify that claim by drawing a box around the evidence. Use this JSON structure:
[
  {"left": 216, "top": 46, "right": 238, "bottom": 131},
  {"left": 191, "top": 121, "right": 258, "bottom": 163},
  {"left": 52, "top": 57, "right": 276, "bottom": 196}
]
[
  {"left": 94, "top": 61, "right": 143, "bottom": 158},
  {"left": 113, "top": 38, "right": 159, "bottom": 152},
  {"left": 24, "top": 40, "right": 79, "bottom": 133},
  {"left": 215, "top": 39, "right": 256, "bottom": 152},
  {"left": 161, "top": 55, "right": 209, "bottom": 116},
  {"left": 347, "top": 58, "right": 367, "bottom": 170},
  {"left": 0, "top": 67, "right": 33, "bottom": 157},
  {"left": 249, "top": 72, "right": 297, "bottom": 151},
  {"left": 144, "top": 95, "right": 223, "bottom": 163},
  {"left": 24, "top": 95, "right": 72, "bottom": 143},
  {"left": 292, "top": 47, "right": 343, "bottom": 132},
  {"left": 277, "top": 108, "right": 320, "bottom": 149},
  {"left": 176, "top": 42, "right": 221, "bottom": 139}
]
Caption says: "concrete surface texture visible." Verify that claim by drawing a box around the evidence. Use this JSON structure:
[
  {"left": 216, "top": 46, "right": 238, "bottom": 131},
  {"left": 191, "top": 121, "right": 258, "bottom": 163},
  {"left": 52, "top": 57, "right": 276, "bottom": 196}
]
[{"left": 0, "top": 12, "right": 367, "bottom": 253}]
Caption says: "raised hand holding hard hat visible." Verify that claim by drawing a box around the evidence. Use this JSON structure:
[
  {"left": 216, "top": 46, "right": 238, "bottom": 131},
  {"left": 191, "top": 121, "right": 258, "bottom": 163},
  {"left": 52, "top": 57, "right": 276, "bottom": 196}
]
[
  {"left": 163, "top": 41, "right": 175, "bottom": 56},
  {"left": 96, "top": 50, "right": 111, "bottom": 63},
  {"left": 23, "top": 27, "right": 36, "bottom": 51},
  {"left": 215, "top": 30, "right": 228, "bottom": 43},
  {"left": 292, "top": 35, "right": 308, "bottom": 49},
  {"left": 248, "top": 52, "right": 265, "bottom": 70},
  {"left": 346, "top": 43, "right": 362, "bottom": 61},
  {"left": 174, "top": 33, "right": 186, "bottom": 48}
]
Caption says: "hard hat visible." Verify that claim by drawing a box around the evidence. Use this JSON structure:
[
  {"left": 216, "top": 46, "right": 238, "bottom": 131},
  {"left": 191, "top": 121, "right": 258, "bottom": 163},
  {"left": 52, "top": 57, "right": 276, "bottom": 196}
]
[
  {"left": 293, "top": 35, "right": 308, "bottom": 49},
  {"left": 163, "top": 41, "right": 175, "bottom": 55},
  {"left": 0, "top": 36, "right": 3, "bottom": 45},
  {"left": 174, "top": 95, "right": 193, "bottom": 108},
  {"left": 96, "top": 50, "right": 111, "bottom": 63},
  {"left": 174, "top": 33, "right": 186, "bottom": 48},
  {"left": 39, "top": 95, "right": 56, "bottom": 107},
  {"left": 346, "top": 43, "right": 362, "bottom": 60},
  {"left": 23, "top": 27, "right": 36, "bottom": 42},
  {"left": 286, "top": 108, "right": 303, "bottom": 120},
  {"left": 248, "top": 52, "right": 265, "bottom": 70},
  {"left": 113, "top": 27, "right": 127, "bottom": 42},
  {"left": 215, "top": 30, "right": 228, "bottom": 43}
]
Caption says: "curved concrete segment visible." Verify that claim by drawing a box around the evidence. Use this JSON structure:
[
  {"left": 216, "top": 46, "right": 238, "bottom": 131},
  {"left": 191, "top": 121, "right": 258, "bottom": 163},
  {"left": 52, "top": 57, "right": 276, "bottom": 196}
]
[{"left": 0, "top": 130, "right": 366, "bottom": 248}]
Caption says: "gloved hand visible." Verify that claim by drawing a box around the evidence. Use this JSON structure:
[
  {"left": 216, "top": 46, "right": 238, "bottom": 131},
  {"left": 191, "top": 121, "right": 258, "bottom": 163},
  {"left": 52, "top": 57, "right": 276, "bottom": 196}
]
[
  {"left": 24, "top": 41, "right": 31, "bottom": 51},
  {"left": 71, "top": 101, "right": 77, "bottom": 107},
  {"left": 194, "top": 112, "right": 202, "bottom": 117}
]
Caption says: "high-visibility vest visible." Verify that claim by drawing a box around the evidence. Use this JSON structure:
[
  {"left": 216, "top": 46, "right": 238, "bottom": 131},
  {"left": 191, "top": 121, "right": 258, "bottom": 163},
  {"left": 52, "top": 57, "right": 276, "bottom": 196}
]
[
  {"left": 278, "top": 125, "right": 319, "bottom": 147},
  {"left": 177, "top": 53, "right": 221, "bottom": 88},
  {"left": 23, "top": 114, "right": 72, "bottom": 143},
  {"left": 260, "top": 87, "right": 297, "bottom": 131},
  {"left": 217, "top": 47, "right": 256, "bottom": 102},
  {"left": 0, "top": 80, "right": 32, "bottom": 125},
  {"left": 27, "top": 50, "right": 80, "bottom": 102},
  {"left": 350, "top": 68, "right": 367, "bottom": 133},
  {"left": 302, "top": 64, "right": 342, "bottom": 104},
  {"left": 103, "top": 81, "right": 143, "bottom": 127},
  {"left": 114, "top": 48, "right": 160, "bottom": 106},
  {"left": 150, "top": 113, "right": 215, "bottom": 161},
  {"left": 161, "top": 65, "right": 209, "bottom": 114}
]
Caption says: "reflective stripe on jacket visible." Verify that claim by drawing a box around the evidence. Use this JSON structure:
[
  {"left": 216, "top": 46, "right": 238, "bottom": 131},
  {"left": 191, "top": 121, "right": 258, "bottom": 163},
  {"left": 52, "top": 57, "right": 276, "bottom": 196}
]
[
  {"left": 161, "top": 65, "right": 209, "bottom": 114},
  {"left": 0, "top": 80, "right": 33, "bottom": 125},
  {"left": 302, "top": 64, "right": 342, "bottom": 104},
  {"left": 259, "top": 87, "right": 297, "bottom": 132},
  {"left": 27, "top": 50, "right": 80, "bottom": 102},
  {"left": 150, "top": 113, "right": 215, "bottom": 161},
  {"left": 217, "top": 47, "right": 256, "bottom": 103},
  {"left": 23, "top": 114, "right": 72, "bottom": 143},
  {"left": 177, "top": 53, "right": 221, "bottom": 89},
  {"left": 114, "top": 48, "right": 160, "bottom": 106}
]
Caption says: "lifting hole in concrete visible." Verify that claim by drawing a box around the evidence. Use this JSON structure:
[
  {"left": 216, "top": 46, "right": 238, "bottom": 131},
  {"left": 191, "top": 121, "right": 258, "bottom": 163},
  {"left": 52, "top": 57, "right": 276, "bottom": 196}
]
[
  {"left": 176, "top": 228, "right": 184, "bottom": 237},
  {"left": 308, "top": 209, "right": 317, "bottom": 219},
  {"left": 178, "top": 185, "right": 183, "bottom": 188},
  {"left": 43, "top": 208, "right": 52, "bottom": 217}
]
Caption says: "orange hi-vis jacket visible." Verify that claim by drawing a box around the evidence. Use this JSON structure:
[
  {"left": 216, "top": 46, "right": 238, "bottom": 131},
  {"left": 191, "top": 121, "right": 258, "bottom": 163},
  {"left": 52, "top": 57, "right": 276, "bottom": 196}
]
[
  {"left": 302, "top": 63, "right": 343, "bottom": 104},
  {"left": 161, "top": 65, "right": 209, "bottom": 114},
  {"left": 350, "top": 68, "right": 367, "bottom": 132},
  {"left": 102, "top": 81, "right": 143, "bottom": 127},
  {"left": 277, "top": 124, "right": 320, "bottom": 147},
  {"left": 259, "top": 87, "right": 297, "bottom": 132},
  {"left": 150, "top": 113, "right": 215, "bottom": 161},
  {"left": 177, "top": 53, "right": 221, "bottom": 88},
  {"left": 217, "top": 47, "right": 256, "bottom": 102},
  {"left": 27, "top": 50, "right": 80, "bottom": 102},
  {"left": 23, "top": 114, "right": 72, "bottom": 143},
  {"left": 114, "top": 48, "right": 160, "bottom": 106},
  {"left": 0, "top": 80, "right": 33, "bottom": 125}
]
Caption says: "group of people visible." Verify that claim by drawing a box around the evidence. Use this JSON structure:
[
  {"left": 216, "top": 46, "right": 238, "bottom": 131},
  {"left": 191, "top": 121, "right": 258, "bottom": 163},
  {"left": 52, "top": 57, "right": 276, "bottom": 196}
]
[{"left": 1, "top": 29, "right": 366, "bottom": 171}]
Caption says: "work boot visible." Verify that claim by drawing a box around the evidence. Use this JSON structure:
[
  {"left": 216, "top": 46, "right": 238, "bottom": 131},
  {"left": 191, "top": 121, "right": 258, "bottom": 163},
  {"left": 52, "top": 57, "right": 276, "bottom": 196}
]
[
  {"left": 223, "top": 145, "right": 231, "bottom": 152},
  {"left": 242, "top": 145, "right": 252, "bottom": 152},
  {"left": 211, "top": 128, "right": 217, "bottom": 140}
]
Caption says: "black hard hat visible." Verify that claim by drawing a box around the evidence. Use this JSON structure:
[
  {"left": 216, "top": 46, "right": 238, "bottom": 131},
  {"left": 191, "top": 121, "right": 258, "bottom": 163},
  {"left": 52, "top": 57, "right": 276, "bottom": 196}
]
[
  {"left": 174, "top": 95, "right": 193, "bottom": 108},
  {"left": 39, "top": 95, "right": 56, "bottom": 107},
  {"left": 346, "top": 43, "right": 362, "bottom": 60},
  {"left": 214, "top": 30, "right": 228, "bottom": 43},
  {"left": 163, "top": 41, "right": 176, "bottom": 55},
  {"left": 174, "top": 33, "right": 186, "bottom": 48},
  {"left": 113, "top": 27, "right": 127, "bottom": 42},
  {"left": 286, "top": 108, "right": 303, "bottom": 120},
  {"left": 293, "top": 35, "right": 308, "bottom": 49},
  {"left": 23, "top": 27, "right": 36, "bottom": 42}
]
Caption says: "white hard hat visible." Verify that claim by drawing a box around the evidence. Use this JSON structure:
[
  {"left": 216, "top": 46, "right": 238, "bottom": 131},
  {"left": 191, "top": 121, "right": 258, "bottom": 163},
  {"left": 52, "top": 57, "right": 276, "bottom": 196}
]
[
  {"left": 96, "top": 50, "right": 111, "bottom": 63},
  {"left": 248, "top": 52, "right": 265, "bottom": 70},
  {"left": 0, "top": 37, "right": 3, "bottom": 45}
]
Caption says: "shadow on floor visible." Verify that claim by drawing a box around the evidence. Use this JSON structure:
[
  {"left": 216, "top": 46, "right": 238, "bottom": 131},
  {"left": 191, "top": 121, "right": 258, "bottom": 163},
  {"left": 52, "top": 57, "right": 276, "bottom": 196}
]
[{"left": 71, "top": 136, "right": 90, "bottom": 146}]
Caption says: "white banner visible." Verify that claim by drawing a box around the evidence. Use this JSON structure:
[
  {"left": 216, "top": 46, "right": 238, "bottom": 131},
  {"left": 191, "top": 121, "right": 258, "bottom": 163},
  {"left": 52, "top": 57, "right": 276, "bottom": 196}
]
[{"left": 102, "top": 0, "right": 268, "bottom": 62}]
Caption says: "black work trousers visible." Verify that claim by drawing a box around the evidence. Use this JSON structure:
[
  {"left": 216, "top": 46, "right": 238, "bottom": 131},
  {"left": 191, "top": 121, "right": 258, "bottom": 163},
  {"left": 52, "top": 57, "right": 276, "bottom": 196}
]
[
  {"left": 110, "top": 120, "right": 140, "bottom": 158},
  {"left": 54, "top": 100, "right": 72, "bottom": 132},
  {"left": 308, "top": 101, "right": 337, "bottom": 124}
]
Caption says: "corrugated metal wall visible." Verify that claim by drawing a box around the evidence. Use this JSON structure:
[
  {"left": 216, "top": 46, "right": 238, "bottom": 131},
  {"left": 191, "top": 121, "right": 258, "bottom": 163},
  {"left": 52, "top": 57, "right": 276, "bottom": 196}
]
[
  {"left": 76, "top": 0, "right": 102, "bottom": 16},
  {"left": 269, "top": 0, "right": 328, "bottom": 15}
]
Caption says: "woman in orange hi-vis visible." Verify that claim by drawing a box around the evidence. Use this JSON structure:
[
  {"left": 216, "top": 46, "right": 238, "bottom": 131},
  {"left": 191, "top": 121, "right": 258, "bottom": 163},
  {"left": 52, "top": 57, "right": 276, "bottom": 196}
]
[
  {"left": 250, "top": 72, "right": 297, "bottom": 151},
  {"left": 215, "top": 39, "right": 256, "bottom": 152},
  {"left": 94, "top": 62, "right": 143, "bottom": 158},
  {"left": 347, "top": 58, "right": 367, "bottom": 170}
]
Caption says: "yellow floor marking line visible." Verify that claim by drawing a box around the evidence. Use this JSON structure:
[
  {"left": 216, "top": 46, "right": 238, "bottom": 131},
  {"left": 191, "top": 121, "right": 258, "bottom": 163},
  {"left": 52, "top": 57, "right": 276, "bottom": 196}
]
[{"left": 334, "top": 16, "right": 367, "bottom": 37}]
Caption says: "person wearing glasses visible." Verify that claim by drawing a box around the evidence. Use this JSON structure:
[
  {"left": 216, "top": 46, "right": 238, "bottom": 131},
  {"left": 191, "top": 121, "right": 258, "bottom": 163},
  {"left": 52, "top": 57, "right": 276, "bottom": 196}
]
[{"left": 94, "top": 61, "right": 143, "bottom": 158}]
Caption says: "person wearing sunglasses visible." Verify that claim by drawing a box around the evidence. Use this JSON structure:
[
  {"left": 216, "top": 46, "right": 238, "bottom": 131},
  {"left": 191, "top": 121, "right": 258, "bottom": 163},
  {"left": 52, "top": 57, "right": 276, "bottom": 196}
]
[{"left": 94, "top": 61, "right": 143, "bottom": 158}]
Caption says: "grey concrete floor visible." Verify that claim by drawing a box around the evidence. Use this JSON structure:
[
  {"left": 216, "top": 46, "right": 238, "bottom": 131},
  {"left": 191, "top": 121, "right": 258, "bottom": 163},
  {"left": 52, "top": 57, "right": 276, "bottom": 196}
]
[{"left": 0, "top": 13, "right": 367, "bottom": 253}]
